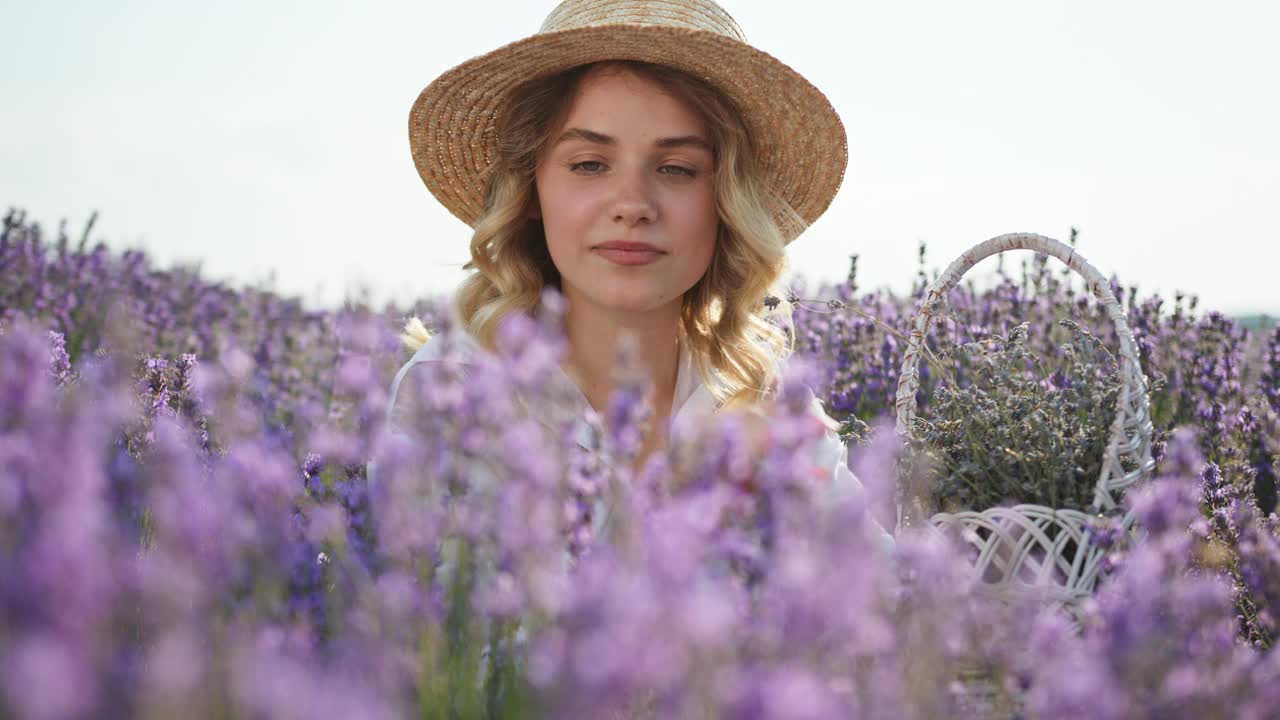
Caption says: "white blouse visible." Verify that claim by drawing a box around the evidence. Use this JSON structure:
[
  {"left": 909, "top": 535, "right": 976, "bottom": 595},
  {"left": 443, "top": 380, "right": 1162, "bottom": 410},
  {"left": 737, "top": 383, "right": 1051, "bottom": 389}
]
[{"left": 380, "top": 331, "right": 895, "bottom": 557}]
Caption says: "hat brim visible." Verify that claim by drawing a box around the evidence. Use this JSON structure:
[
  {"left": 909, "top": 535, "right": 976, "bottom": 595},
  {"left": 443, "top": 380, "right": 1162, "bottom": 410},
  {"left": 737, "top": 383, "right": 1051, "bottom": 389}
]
[{"left": 409, "top": 24, "right": 847, "bottom": 244}]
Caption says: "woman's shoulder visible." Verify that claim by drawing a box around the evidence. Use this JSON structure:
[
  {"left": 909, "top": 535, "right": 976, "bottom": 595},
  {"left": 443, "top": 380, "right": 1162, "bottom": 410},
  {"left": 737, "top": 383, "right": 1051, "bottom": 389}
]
[
  {"left": 406, "top": 334, "right": 456, "bottom": 365},
  {"left": 395, "top": 300, "right": 480, "bottom": 372},
  {"left": 401, "top": 326, "right": 481, "bottom": 369},
  {"left": 386, "top": 329, "right": 481, "bottom": 424}
]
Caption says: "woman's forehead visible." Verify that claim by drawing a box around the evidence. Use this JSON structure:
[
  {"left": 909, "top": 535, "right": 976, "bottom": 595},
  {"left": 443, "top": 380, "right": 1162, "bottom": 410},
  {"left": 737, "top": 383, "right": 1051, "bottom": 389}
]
[{"left": 555, "top": 67, "right": 710, "bottom": 146}]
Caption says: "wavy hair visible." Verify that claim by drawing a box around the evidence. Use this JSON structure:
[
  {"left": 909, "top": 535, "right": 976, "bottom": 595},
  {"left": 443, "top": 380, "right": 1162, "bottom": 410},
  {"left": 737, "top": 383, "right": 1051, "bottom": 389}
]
[{"left": 404, "top": 60, "right": 805, "bottom": 409}]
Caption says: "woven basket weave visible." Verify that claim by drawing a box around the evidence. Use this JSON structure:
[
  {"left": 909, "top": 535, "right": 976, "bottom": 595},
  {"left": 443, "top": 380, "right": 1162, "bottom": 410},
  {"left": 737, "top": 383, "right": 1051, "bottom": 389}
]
[{"left": 893, "top": 233, "right": 1157, "bottom": 616}]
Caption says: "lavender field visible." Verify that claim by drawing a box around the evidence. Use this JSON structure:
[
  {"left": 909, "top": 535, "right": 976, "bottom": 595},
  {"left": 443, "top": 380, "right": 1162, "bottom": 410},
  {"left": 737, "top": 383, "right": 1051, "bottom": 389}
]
[{"left": 2, "top": 207, "right": 1279, "bottom": 719}]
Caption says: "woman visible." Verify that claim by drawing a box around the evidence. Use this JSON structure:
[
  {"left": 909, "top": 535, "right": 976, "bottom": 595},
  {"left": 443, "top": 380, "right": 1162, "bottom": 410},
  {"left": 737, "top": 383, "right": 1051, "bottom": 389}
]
[{"left": 387, "top": 0, "right": 892, "bottom": 553}]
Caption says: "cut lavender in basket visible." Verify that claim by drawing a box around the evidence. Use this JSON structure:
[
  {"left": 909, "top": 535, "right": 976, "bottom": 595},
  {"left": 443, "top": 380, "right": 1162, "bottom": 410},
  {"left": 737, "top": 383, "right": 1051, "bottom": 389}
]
[{"left": 905, "top": 318, "right": 1133, "bottom": 513}]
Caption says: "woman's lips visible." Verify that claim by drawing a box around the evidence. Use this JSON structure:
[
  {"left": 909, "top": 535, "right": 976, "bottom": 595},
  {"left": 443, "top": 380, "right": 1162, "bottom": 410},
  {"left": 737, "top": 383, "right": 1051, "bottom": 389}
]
[{"left": 592, "top": 242, "right": 666, "bottom": 266}]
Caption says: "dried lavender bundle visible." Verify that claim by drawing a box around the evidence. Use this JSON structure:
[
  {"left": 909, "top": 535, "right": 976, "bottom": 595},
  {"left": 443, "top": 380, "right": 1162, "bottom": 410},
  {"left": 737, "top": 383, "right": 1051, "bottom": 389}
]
[{"left": 908, "top": 320, "right": 1139, "bottom": 513}]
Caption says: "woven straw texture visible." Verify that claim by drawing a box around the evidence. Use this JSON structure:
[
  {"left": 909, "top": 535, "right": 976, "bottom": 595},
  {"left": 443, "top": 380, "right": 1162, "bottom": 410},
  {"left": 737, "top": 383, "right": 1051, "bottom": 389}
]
[
  {"left": 408, "top": 0, "right": 847, "bottom": 243},
  {"left": 894, "top": 233, "right": 1157, "bottom": 615}
]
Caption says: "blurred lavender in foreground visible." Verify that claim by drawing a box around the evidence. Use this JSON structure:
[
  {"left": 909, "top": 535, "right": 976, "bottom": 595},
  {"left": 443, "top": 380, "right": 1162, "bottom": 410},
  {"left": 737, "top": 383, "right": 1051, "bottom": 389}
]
[{"left": 2, "top": 209, "right": 1279, "bottom": 716}]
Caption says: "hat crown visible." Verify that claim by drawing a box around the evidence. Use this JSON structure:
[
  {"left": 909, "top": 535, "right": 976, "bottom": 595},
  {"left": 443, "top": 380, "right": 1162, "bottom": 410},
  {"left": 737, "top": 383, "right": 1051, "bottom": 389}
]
[{"left": 540, "top": 0, "right": 746, "bottom": 42}]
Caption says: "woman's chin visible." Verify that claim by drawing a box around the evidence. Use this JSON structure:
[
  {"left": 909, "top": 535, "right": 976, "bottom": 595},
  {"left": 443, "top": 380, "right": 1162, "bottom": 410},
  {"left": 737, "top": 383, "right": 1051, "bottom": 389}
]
[{"left": 574, "top": 289, "right": 683, "bottom": 318}]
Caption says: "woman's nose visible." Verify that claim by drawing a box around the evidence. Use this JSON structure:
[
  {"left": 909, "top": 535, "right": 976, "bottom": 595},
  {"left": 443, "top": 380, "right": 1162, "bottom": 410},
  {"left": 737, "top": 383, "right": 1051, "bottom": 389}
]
[{"left": 611, "top": 172, "right": 658, "bottom": 227}]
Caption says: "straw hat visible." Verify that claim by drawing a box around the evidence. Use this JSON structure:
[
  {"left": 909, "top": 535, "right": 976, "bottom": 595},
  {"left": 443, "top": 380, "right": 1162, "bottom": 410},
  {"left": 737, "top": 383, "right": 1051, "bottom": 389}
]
[{"left": 409, "top": 0, "right": 847, "bottom": 244}]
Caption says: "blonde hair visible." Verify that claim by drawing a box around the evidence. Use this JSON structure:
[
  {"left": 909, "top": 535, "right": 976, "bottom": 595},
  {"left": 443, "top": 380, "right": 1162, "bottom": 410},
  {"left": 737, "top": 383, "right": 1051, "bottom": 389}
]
[{"left": 403, "top": 60, "right": 805, "bottom": 408}]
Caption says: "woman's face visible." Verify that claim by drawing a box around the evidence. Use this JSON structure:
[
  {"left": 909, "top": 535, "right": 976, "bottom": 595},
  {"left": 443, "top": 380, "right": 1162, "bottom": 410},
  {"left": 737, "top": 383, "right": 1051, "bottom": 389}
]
[{"left": 534, "top": 66, "right": 718, "bottom": 320}]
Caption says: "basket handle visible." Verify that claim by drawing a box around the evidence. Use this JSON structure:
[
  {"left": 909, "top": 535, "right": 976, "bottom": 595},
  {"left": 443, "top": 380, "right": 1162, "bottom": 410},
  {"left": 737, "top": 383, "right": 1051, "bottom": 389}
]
[{"left": 893, "top": 233, "right": 1156, "bottom": 523}]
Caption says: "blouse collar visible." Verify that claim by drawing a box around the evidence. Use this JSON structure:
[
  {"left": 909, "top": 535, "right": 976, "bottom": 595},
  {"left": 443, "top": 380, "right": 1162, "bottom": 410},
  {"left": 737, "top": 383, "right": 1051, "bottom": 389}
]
[{"left": 551, "top": 336, "right": 719, "bottom": 422}]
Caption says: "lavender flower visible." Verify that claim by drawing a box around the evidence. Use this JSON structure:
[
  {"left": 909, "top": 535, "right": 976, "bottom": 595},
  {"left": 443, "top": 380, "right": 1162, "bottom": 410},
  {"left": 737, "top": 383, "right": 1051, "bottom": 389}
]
[{"left": 4, "top": 208, "right": 1280, "bottom": 717}]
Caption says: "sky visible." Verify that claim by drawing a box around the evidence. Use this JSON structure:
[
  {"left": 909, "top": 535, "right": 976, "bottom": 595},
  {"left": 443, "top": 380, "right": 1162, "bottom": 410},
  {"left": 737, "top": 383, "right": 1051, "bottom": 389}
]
[{"left": 2, "top": 0, "right": 1277, "bottom": 316}]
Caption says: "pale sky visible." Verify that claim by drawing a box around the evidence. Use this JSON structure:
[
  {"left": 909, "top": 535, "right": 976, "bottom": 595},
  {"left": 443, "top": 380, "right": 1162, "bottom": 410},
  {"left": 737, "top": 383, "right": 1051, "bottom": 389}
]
[{"left": 3, "top": 0, "right": 1277, "bottom": 316}]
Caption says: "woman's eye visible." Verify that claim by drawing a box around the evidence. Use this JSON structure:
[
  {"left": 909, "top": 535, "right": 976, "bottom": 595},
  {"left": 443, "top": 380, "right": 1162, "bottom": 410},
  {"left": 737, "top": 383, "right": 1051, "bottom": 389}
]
[
  {"left": 660, "top": 165, "right": 697, "bottom": 178},
  {"left": 570, "top": 160, "right": 605, "bottom": 173}
]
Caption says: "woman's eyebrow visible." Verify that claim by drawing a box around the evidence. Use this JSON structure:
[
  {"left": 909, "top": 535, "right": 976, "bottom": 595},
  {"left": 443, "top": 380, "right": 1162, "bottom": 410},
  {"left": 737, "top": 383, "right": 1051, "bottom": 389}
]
[
  {"left": 554, "top": 127, "right": 613, "bottom": 146},
  {"left": 552, "top": 127, "right": 712, "bottom": 153},
  {"left": 655, "top": 135, "right": 713, "bottom": 153}
]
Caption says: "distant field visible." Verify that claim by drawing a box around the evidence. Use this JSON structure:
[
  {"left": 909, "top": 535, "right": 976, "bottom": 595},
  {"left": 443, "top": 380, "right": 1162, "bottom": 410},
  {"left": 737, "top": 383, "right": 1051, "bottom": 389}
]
[{"left": 1237, "top": 314, "right": 1279, "bottom": 331}]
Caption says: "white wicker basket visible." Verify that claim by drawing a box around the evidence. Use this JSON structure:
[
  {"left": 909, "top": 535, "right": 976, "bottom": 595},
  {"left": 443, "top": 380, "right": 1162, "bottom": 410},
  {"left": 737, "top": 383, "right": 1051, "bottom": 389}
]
[{"left": 894, "top": 233, "right": 1157, "bottom": 614}]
